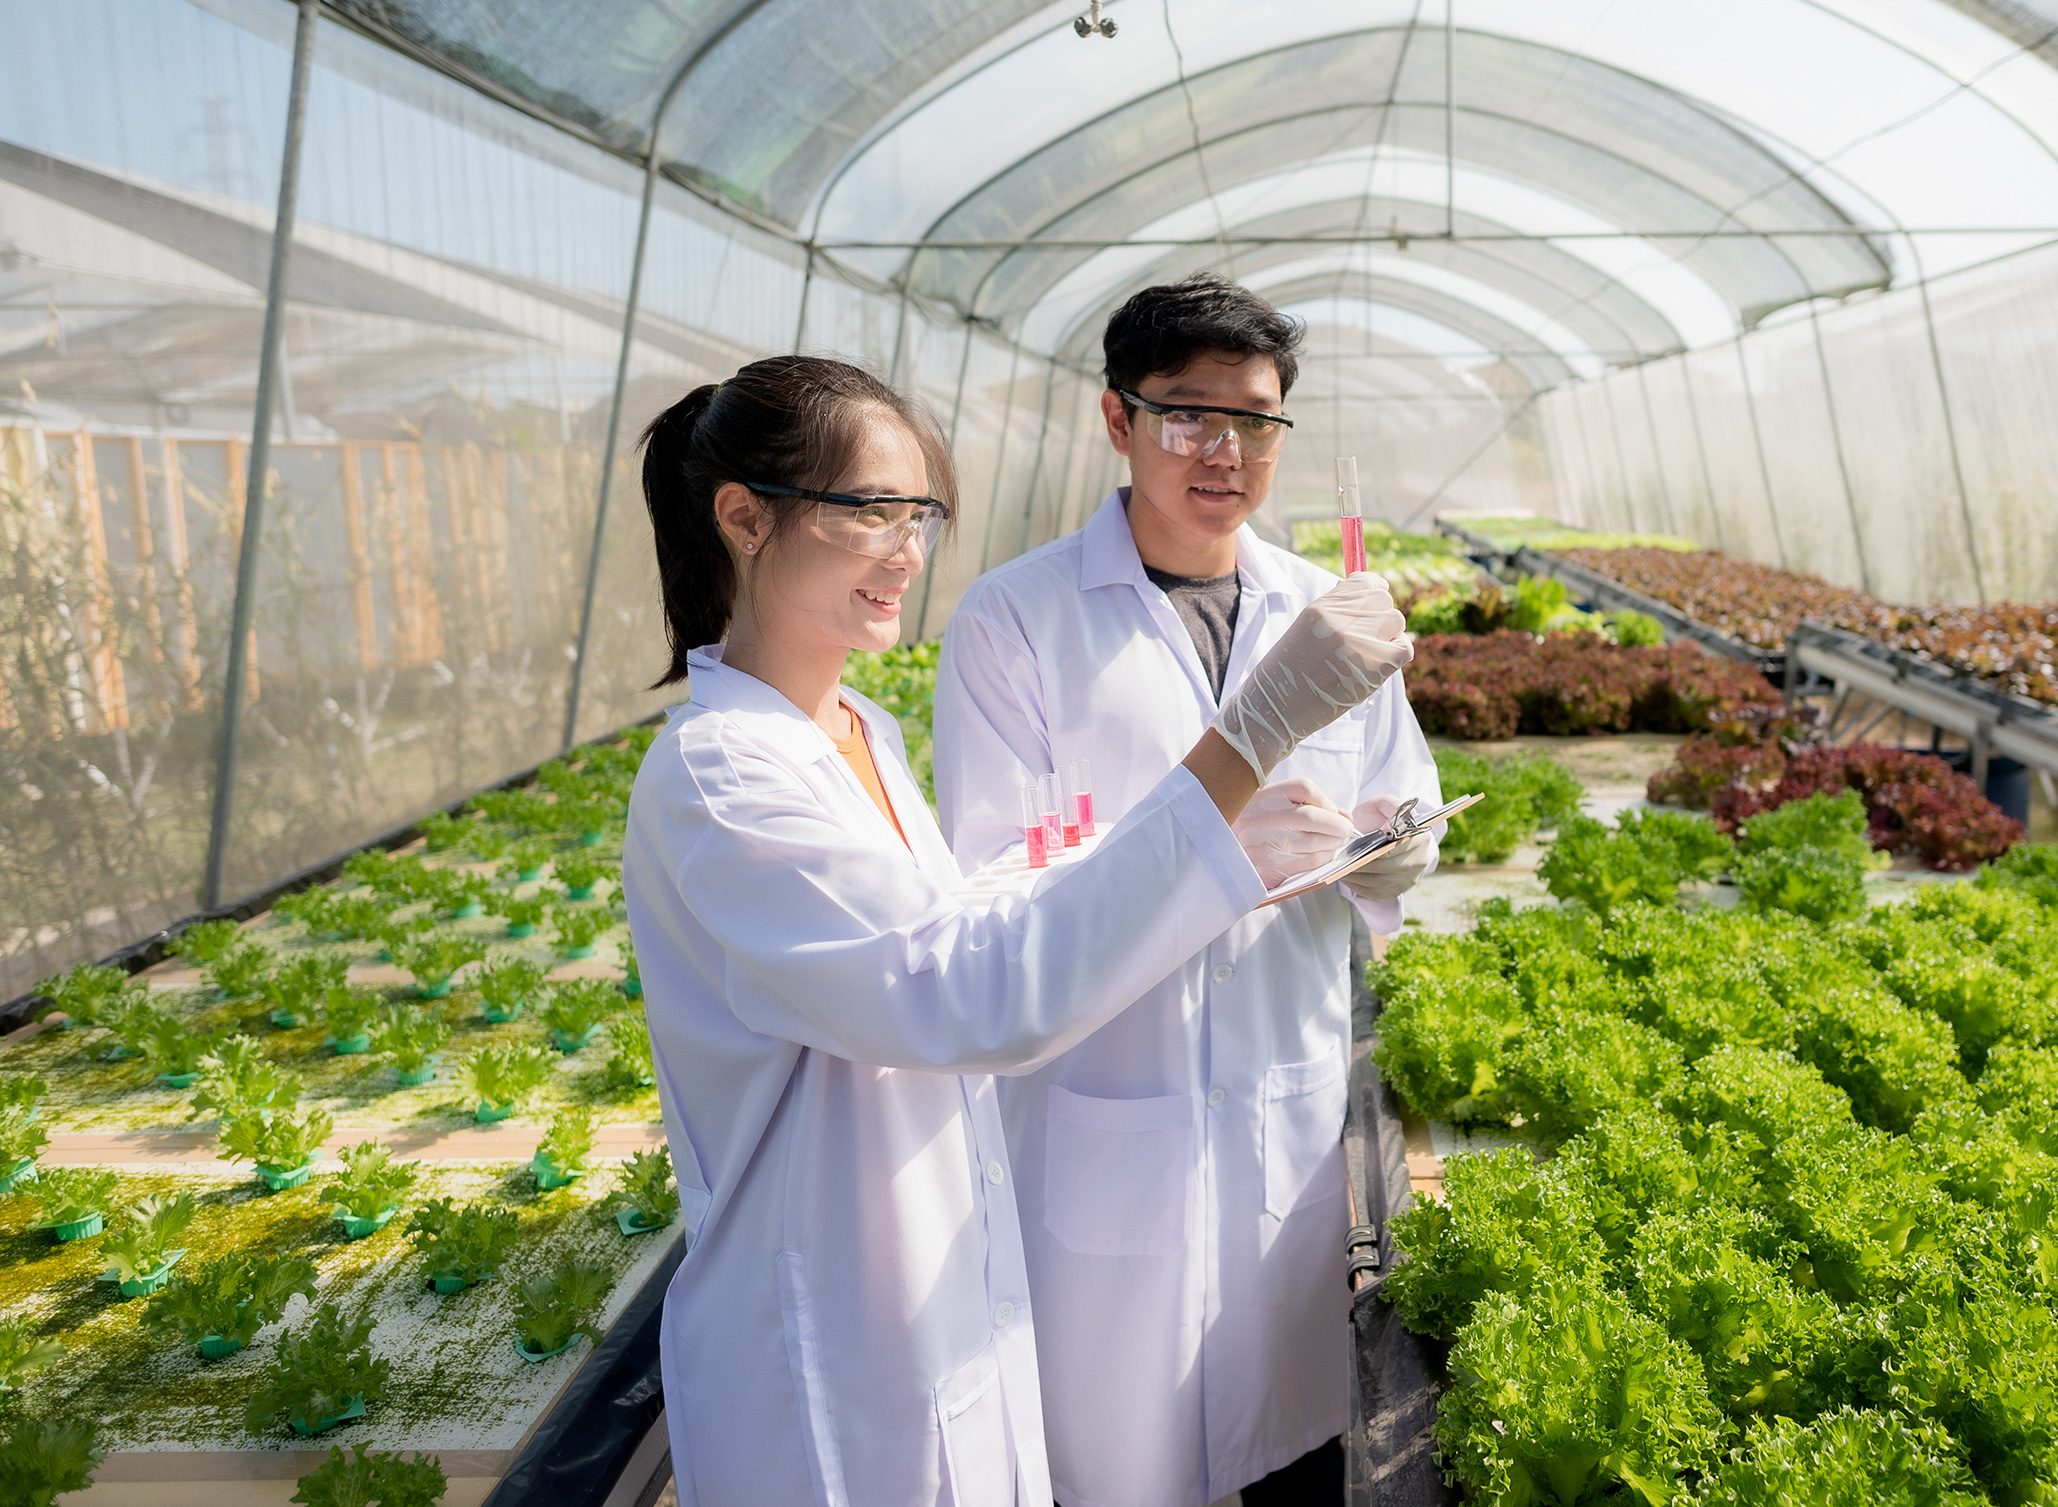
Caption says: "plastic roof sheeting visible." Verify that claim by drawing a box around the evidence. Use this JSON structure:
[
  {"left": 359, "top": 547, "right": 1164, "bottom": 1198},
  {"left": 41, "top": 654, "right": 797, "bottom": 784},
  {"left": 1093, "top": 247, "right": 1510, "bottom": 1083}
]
[{"left": 325, "top": 0, "right": 2058, "bottom": 389}]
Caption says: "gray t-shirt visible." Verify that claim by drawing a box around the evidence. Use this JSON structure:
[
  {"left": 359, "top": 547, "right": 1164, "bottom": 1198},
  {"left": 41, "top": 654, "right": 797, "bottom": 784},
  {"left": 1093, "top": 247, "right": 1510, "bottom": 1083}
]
[{"left": 1144, "top": 564, "right": 1242, "bottom": 702}]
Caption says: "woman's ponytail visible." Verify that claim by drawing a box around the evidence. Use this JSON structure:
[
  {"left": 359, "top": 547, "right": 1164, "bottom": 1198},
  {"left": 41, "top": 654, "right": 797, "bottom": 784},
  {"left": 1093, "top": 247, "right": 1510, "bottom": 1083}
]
[{"left": 642, "top": 383, "right": 728, "bottom": 687}]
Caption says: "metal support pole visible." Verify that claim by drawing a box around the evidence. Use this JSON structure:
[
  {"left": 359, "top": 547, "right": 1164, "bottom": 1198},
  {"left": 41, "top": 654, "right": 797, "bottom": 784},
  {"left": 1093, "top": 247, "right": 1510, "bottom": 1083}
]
[
  {"left": 561, "top": 142, "right": 662, "bottom": 753},
  {"left": 1633, "top": 362, "right": 1679, "bottom": 537},
  {"left": 1016, "top": 359, "right": 1062, "bottom": 556},
  {"left": 1444, "top": 0, "right": 1455, "bottom": 239},
  {"left": 915, "top": 323, "right": 979, "bottom": 639},
  {"left": 1732, "top": 338, "right": 1790, "bottom": 568},
  {"left": 1677, "top": 356, "right": 1727, "bottom": 554},
  {"left": 202, "top": 0, "right": 319, "bottom": 911},
  {"left": 1910, "top": 241, "right": 1990, "bottom": 603},
  {"left": 1805, "top": 302, "right": 1874, "bottom": 594},
  {"left": 1600, "top": 379, "right": 1637, "bottom": 535},
  {"left": 976, "top": 340, "right": 1027, "bottom": 576},
  {"left": 887, "top": 286, "right": 913, "bottom": 387},
  {"left": 792, "top": 243, "right": 817, "bottom": 351}
]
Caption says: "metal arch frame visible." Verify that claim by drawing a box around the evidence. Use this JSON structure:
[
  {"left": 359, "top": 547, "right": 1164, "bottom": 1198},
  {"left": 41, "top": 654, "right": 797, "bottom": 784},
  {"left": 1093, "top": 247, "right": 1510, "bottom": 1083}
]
[
  {"left": 959, "top": 101, "right": 1875, "bottom": 349},
  {"left": 1033, "top": 195, "right": 1683, "bottom": 374},
  {"left": 884, "top": 26, "right": 1885, "bottom": 296}
]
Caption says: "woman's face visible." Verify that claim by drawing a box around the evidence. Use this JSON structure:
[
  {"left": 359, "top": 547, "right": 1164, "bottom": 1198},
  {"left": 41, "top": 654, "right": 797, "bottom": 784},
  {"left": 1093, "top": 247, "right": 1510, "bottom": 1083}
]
[{"left": 751, "top": 410, "right": 934, "bottom": 658}]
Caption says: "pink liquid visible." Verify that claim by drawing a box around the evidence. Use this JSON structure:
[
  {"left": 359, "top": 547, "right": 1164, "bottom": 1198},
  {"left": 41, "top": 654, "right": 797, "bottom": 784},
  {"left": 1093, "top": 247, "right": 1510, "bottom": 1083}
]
[
  {"left": 1025, "top": 824, "right": 1050, "bottom": 869},
  {"left": 1077, "top": 792, "right": 1095, "bottom": 837},
  {"left": 1340, "top": 514, "right": 1366, "bottom": 575},
  {"left": 1062, "top": 823, "right": 1081, "bottom": 848},
  {"left": 1042, "top": 812, "right": 1063, "bottom": 853}
]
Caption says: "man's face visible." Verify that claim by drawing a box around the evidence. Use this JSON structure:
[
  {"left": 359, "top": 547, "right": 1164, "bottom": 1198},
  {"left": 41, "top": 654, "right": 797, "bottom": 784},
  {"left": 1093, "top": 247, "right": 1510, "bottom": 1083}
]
[{"left": 1103, "top": 351, "right": 1286, "bottom": 556}]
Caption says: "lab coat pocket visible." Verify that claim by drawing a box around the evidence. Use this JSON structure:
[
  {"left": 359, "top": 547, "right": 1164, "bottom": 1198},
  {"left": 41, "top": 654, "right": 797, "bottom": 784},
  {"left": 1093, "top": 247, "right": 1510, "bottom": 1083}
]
[
  {"left": 934, "top": 1340, "right": 1013, "bottom": 1507},
  {"left": 1262, "top": 1053, "right": 1348, "bottom": 1219},
  {"left": 1042, "top": 1084, "right": 1194, "bottom": 1257}
]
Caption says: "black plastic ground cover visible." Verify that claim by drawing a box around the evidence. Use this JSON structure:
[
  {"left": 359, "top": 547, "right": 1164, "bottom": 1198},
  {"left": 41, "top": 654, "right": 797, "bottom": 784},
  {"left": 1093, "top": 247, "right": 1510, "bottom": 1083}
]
[
  {"left": 485, "top": 1231, "right": 684, "bottom": 1507},
  {"left": 1345, "top": 926, "right": 1456, "bottom": 1507}
]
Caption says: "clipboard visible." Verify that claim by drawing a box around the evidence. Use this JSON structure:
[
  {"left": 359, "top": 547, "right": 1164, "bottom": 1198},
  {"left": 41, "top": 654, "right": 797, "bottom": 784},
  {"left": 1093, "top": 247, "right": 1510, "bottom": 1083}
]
[{"left": 1258, "top": 792, "right": 1483, "bottom": 906}]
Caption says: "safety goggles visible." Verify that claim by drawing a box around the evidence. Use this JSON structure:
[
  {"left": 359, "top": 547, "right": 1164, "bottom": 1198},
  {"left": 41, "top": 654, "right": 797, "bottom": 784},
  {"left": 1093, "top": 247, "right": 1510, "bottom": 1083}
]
[
  {"left": 744, "top": 482, "right": 951, "bottom": 560},
  {"left": 1117, "top": 389, "right": 1294, "bottom": 461}
]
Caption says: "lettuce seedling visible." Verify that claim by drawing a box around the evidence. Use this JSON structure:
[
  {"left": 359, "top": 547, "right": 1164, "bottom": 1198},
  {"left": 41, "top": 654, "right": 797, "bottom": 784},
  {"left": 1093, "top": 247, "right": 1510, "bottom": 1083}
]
[
  {"left": 144, "top": 1250, "right": 317, "bottom": 1351},
  {"left": 408, "top": 1197, "right": 521, "bottom": 1286},
  {"left": 0, "top": 1317, "right": 62, "bottom": 1391},
  {"left": 244, "top": 1306, "right": 390, "bottom": 1437},
  {"left": 291, "top": 1445, "right": 447, "bottom": 1507},
  {"left": 330, "top": 1142, "right": 418, "bottom": 1222},
  {"left": 513, "top": 1259, "right": 610, "bottom": 1356}
]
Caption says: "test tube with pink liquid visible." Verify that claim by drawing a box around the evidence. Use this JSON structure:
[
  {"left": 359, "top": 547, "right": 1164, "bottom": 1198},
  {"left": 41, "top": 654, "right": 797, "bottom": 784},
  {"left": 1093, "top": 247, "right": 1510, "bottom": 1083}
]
[
  {"left": 1037, "top": 773, "right": 1064, "bottom": 857},
  {"left": 1336, "top": 456, "right": 1366, "bottom": 575},
  {"left": 1022, "top": 780, "right": 1050, "bottom": 869},
  {"left": 1063, "top": 758, "right": 1094, "bottom": 843}
]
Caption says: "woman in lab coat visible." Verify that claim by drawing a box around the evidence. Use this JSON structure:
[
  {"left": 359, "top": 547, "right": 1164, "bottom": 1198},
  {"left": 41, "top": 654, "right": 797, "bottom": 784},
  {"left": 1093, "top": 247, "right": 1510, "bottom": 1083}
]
[{"left": 620, "top": 354, "right": 1411, "bottom": 1507}]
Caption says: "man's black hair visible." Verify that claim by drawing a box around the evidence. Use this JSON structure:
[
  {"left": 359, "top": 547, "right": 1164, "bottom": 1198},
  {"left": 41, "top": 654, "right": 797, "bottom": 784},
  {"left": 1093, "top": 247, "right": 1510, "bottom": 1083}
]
[{"left": 1102, "top": 273, "right": 1305, "bottom": 402}]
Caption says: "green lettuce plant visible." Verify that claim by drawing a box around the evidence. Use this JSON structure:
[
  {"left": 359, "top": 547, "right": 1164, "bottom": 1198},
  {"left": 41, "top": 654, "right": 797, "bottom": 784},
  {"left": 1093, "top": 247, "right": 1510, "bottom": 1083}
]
[
  {"left": 192, "top": 1036, "right": 303, "bottom": 1122},
  {"left": 31, "top": 962, "right": 140, "bottom": 1029},
  {"left": 0, "top": 1418, "right": 103, "bottom": 1505},
  {"left": 408, "top": 1197, "right": 520, "bottom": 1287},
  {"left": 220, "top": 1103, "right": 333, "bottom": 1174},
  {"left": 1695, "top": 1408, "right": 1984, "bottom": 1507},
  {"left": 604, "top": 1011, "right": 654, "bottom": 1091},
  {"left": 100, "top": 1193, "right": 197, "bottom": 1288},
  {"left": 331, "top": 1142, "right": 418, "bottom": 1223},
  {"left": 244, "top": 1306, "right": 390, "bottom": 1437},
  {"left": 33, "top": 1167, "right": 119, "bottom": 1230},
  {"left": 513, "top": 1259, "right": 610, "bottom": 1358},
  {"left": 144, "top": 1250, "right": 318, "bottom": 1354},
  {"left": 501, "top": 836, "right": 555, "bottom": 882},
  {"left": 0, "top": 1075, "right": 48, "bottom": 1117},
  {"left": 0, "top": 1106, "right": 49, "bottom": 1186},
  {"left": 462, "top": 1042, "right": 555, "bottom": 1115},
  {"left": 476, "top": 958, "right": 548, "bottom": 1022},
  {"left": 391, "top": 935, "right": 485, "bottom": 996},
  {"left": 610, "top": 1147, "right": 679, "bottom": 1232},
  {"left": 140, "top": 1009, "right": 217, "bottom": 1079},
  {"left": 489, "top": 892, "right": 549, "bottom": 937},
  {"left": 534, "top": 1107, "right": 594, "bottom": 1183},
  {"left": 168, "top": 919, "right": 242, "bottom": 965},
  {"left": 541, "top": 979, "right": 619, "bottom": 1052},
  {"left": 548, "top": 904, "right": 609, "bottom": 958},
  {"left": 416, "top": 811, "right": 471, "bottom": 852},
  {"left": 371, "top": 1009, "right": 449, "bottom": 1078},
  {"left": 1735, "top": 846, "right": 1867, "bottom": 924},
  {"left": 322, "top": 985, "right": 381, "bottom": 1047},
  {"left": 266, "top": 953, "right": 351, "bottom": 1025},
  {"left": 0, "top": 1317, "right": 62, "bottom": 1391},
  {"left": 291, "top": 1446, "right": 448, "bottom": 1507},
  {"left": 552, "top": 852, "right": 611, "bottom": 900},
  {"left": 207, "top": 940, "right": 275, "bottom": 1000}
]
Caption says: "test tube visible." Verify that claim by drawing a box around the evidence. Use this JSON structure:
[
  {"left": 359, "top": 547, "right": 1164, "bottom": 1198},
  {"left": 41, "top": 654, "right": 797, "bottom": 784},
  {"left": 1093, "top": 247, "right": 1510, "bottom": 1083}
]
[
  {"left": 1037, "top": 773, "right": 1065, "bottom": 856},
  {"left": 1063, "top": 758, "right": 1094, "bottom": 842},
  {"left": 1022, "top": 781, "right": 1050, "bottom": 869},
  {"left": 1336, "top": 455, "right": 1366, "bottom": 576}
]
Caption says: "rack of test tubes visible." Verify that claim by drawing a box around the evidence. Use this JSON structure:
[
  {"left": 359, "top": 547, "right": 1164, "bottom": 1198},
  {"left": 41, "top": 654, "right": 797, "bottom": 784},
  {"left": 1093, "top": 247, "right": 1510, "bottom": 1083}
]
[{"left": 1020, "top": 759, "right": 1094, "bottom": 869}]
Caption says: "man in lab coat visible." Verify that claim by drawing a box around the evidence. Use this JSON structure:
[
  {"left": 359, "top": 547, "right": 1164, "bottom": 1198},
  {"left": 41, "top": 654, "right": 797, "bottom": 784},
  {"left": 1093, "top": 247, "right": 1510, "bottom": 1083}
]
[{"left": 933, "top": 273, "right": 1442, "bottom": 1507}]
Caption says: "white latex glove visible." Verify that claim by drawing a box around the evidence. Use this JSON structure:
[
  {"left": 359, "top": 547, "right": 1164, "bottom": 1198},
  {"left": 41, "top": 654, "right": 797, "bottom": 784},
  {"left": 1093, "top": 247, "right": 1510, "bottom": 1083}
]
[
  {"left": 1212, "top": 573, "right": 1412, "bottom": 780},
  {"left": 1232, "top": 778, "right": 1357, "bottom": 889},
  {"left": 1341, "top": 793, "right": 1438, "bottom": 903}
]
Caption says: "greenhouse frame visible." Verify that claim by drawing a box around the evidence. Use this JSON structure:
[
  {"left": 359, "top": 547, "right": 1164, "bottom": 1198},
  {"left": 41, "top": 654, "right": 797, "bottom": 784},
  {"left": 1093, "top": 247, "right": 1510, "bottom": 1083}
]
[{"left": 5, "top": 2, "right": 2058, "bottom": 1504}]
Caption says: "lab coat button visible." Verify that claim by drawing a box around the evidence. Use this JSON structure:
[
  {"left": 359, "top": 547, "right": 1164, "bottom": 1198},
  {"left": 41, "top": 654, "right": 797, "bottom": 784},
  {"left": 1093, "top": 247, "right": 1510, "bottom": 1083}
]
[
  {"left": 985, "top": 1160, "right": 1005, "bottom": 1185},
  {"left": 1212, "top": 963, "right": 1234, "bottom": 982},
  {"left": 1207, "top": 1088, "right": 1226, "bottom": 1108},
  {"left": 994, "top": 1301, "right": 1016, "bottom": 1327}
]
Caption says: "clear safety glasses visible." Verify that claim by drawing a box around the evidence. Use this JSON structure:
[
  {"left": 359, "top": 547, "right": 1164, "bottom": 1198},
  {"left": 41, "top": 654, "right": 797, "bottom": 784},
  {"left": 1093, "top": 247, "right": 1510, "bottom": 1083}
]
[
  {"left": 1117, "top": 389, "right": 1295, "bottom": 462},
  {"left": 744, "top": 482, "right": 951, "bottom": 560}
]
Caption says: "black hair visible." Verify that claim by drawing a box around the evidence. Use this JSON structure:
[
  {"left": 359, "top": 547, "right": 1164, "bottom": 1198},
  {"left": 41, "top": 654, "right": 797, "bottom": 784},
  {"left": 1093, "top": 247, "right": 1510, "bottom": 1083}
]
[
  {"left": 638, "top": 354, "right": 957, "bottom": 688},
  {"left": 1102, "top": 272, "right": 1305, "bottom": 402}
]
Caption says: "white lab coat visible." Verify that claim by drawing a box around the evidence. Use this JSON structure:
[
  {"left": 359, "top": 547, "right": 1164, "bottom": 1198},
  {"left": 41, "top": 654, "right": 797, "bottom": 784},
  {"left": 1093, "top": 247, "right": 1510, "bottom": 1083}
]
[
  {"left": 621, "top": 646, "right": 1267, "bottom": 1507},
  {"left": 933, "top": 491, "right": 1442, "bottom": 1507}
]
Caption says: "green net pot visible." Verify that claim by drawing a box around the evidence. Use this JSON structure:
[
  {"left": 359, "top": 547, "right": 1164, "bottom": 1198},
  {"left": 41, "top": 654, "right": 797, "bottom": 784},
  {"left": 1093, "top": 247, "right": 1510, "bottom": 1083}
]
[
  {"left": 530, "top": 1151, "right": 582, "bottom": 1191},
  {"left": 267, "top": 1008, "right": 305, "bottom": 1029},
  {"left": 394, "top": 1060, "right": 439, "bottom": 1087},
  {"left": 578, "top": 831, "right": 606, "bottom": 848},
  {"left": 197, "top": 1334, "right": 245, "bottom": 1361},
  {"left": 48, "top": 1212, "right": 105, "bottom": 1241},
  {"left": 616, "top": 1207, "right": 672, "bottom": 1237},
  {"left": 475, "top": 1099, "right": 517, "bottom": 1124},
  {"left": 158, "top": 1070, "right": 200, "bottom": 1089},
  {"left": 288, "top": 1395, "right": 366, "bottom": 1437},
  {"left": 328, "top": 1032, "right": 371, "bottom": 1057},
  {"left": 505, "top": 922, "right": 538, "bottom": 939},
  {"left": 106, "top": 1248, "right": 186, "bottom": 1299},
  {"left": 0, "top": 1158, "right": 37, "bottom": 1196},
  {"left": 622, "top": 976, "right": 642, "bottom": 999},
  {"left": 563, "top": 883, "right": 598, "bottom": 902},
  {"left": 516, "top": 866, "right": 546, "bottom": 882},
  {"left": 481, "top": 1002, "right": 523, "bottom": 1024},
  {"left": 256, "top": 1154, "right": 317, "bottom": 1193},
  {"left": 559, "top": 944, "right": 597, "bottom": 961},
  {"left": 550, "top": 1024, "right": 601, "bottom": 1053},
  {"left": 413, "top": 978, "right": 455, "bottom": 1000},
  {"left": 430, "top": 1270, "right": 478, "bottom": 1295},
  {"left": 514, "top": 1333, "right": 580, "bottom": 1364},
  {"left": 440, "top": 902, "right": 484, "bottom": 921},
  {"left": 337, "top": 1206, "right": 399, "bottom": 1239}
]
